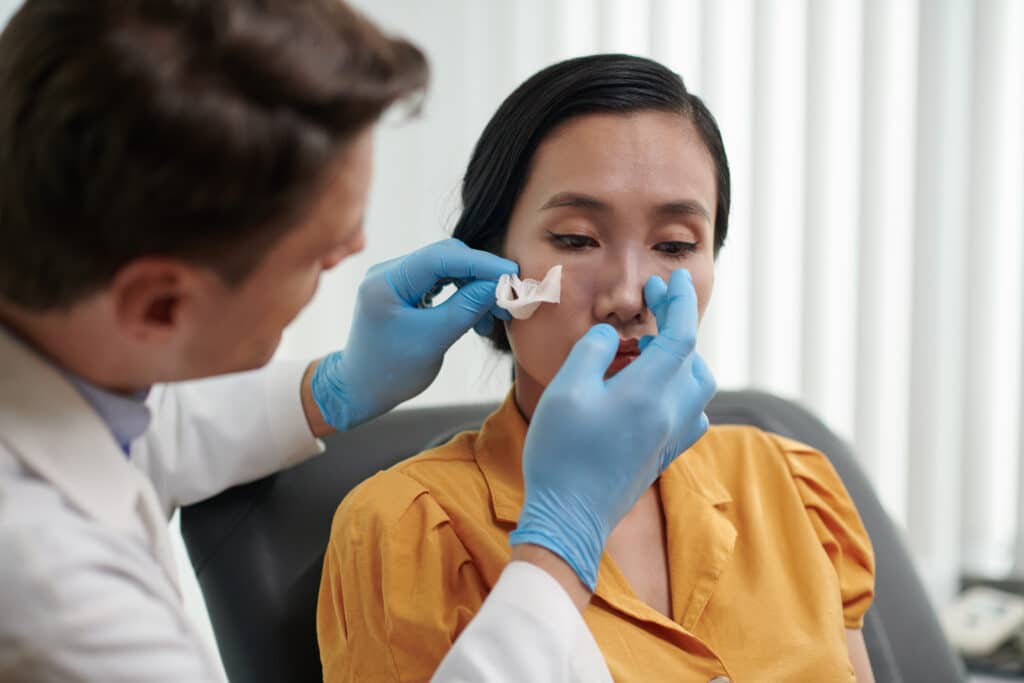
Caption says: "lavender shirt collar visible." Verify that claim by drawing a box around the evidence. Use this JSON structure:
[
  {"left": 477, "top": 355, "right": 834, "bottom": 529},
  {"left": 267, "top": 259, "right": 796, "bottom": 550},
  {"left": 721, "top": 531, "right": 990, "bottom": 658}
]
[
  {"left": 0, "top": 323, "right": 151, "bottom": 455},
  {"left": 63, "top": 374, "right": 151, "bottom": 455}
]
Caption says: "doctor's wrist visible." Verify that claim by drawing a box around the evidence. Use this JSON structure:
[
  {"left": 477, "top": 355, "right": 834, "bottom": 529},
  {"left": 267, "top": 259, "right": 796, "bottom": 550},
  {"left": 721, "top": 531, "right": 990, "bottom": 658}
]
[
  {"left": 301, "top": 358, "right": 335, "bottom": 439},
  {"left": 509, "top": 544, "right": 592, "bottom": 613}
]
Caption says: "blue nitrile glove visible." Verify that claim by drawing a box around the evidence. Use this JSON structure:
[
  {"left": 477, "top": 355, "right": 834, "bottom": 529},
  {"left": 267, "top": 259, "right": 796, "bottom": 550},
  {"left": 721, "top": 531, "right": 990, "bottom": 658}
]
[
  {"left": 312, "top": 238, "right": 517, "bottom": 431},
  {"left": 510, "top": 268, "right": 716, "bottom": 590}
]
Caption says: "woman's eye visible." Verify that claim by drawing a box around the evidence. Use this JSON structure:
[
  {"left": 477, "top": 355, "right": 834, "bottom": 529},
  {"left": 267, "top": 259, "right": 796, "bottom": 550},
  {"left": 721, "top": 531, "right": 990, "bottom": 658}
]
[
  {"left": 549, "top": 232, "right": 599, "bottom": 250},
  {"left": 655, "top": 241, "right": 699, "bottom": 257}
]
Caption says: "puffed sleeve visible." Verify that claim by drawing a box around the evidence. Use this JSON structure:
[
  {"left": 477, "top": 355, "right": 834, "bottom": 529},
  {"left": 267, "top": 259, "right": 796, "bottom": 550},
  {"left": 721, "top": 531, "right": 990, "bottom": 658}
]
[
  {"left": 773, "top": 435, "right": 876, "bottom": 629},
  {"left": 317, "top": 469, "right": 490, "bottom": 683}
]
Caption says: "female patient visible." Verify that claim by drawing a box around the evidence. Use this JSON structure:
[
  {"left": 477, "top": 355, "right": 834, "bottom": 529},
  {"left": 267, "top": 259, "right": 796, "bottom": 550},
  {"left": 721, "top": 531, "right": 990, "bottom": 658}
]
[{"left": 318, "top": 54, "right": 876, "bottom": 682}]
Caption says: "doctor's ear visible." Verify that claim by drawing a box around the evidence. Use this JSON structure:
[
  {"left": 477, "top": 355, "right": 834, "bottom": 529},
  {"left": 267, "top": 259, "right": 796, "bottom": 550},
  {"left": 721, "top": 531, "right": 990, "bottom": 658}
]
[{"left": 108, "top": 258, "right": 208, "bottom": 344}]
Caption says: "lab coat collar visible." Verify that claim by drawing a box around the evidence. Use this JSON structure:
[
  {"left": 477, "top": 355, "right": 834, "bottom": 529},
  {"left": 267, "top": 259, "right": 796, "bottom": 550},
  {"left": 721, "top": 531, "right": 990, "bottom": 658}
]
[{"left": 0, "top": 327, "right": 180, "bottom": 589}]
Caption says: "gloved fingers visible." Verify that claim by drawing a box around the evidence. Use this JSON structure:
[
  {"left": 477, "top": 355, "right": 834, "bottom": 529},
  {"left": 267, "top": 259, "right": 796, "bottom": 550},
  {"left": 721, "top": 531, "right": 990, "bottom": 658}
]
[
  {"left": 395, "top": 239, "right": 518, "bottom": 304},
  {"left": 364, "top": 255, "right": 404, "bottom": 280},
  {"left": 658, "top": 410, "right": 711, "bottom": 474},
  {"left": 627, "top": 272, "right": 689, "bottom": 371},
  {"left": 310, "top": 351, "right": 357, "bottom": 431},
  {"left": 610, "top": 331, "right": 685, "bottom": 393},
  {"left": 550, "top": 324, "right": 619, "bottom": 386},
  {"left": 473, "top": 314, "right": 495, "bottom": 337},
  {"left": 659, "top": 269, "right": 698, "bottom": 342},
  {"left": 690, "top": 352, "right": 718, "bottom": 400},
  {"left": 632, "top": 269, "right": 698, "bottom": 378},
  {"left": 435, "top": 279, "right": 500, "bottom": 341},
  {"left": 642, "top": 274, "right": 669, "bottom": 326},
  {"left": 653, "top": 354, "right": 715, "bottom": 472},
  {"left": 476, "top": 301, "right": 511, "bottom": 337}
]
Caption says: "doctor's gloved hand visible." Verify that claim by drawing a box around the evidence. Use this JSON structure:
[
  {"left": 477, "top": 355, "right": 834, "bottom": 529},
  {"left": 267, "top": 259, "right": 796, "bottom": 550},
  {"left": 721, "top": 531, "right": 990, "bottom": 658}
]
[
  {"left": 510, "top": 269, "right": 716, "bottom": 591},
  {"left": 311, "top": 239, "right": 517, "bottom": 431}
]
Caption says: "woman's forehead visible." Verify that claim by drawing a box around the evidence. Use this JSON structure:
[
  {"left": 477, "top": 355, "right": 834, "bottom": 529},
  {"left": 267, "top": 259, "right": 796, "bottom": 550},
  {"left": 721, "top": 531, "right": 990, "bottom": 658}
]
[{"left": 523, "top": 111, "right": 716, "bottom": 209}]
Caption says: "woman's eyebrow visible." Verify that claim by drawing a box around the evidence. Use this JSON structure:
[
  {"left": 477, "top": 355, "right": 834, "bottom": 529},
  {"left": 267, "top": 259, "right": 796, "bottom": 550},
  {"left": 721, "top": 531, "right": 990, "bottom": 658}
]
[
  {"left": 539, "top": 192, "right": 607, "bottom": 211},
  {"left": 540, "top": 192, "right": 712, "bottom": 224},
  {"left": 657, "top": 200, "right": 712, "bottom": 223}
]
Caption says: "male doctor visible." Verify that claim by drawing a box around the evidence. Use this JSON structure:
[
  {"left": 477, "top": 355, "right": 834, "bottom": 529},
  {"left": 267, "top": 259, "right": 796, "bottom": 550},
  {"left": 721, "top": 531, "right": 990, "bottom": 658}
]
[{"left": 0, "top": 1, "right": 714, "bottom": 681}]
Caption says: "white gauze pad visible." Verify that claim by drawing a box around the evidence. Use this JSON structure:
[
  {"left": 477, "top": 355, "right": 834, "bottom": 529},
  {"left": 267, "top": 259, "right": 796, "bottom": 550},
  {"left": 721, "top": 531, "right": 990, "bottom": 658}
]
[{"left": 495, "top": 264, "right": 562, "bottom": 320}]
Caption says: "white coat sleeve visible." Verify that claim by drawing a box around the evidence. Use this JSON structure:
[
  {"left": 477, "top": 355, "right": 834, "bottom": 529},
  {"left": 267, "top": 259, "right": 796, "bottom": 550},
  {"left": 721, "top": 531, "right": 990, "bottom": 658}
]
[
  {"left": 431, "top": 562, "right": 612, "bottom": 683},
  {"left": 133, "top": 360, "right": 324, "bottom": 516}
]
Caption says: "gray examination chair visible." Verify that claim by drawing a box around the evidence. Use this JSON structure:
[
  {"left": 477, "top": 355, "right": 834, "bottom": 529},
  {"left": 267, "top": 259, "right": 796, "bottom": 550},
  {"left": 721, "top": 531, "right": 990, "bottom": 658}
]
[{"left": 181, "top": 390, "right": 966, "bottom": 682}]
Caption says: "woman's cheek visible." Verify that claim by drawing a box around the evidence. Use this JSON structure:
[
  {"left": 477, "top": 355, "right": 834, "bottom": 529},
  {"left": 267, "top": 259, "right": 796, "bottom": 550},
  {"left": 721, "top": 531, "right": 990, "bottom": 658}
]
[
  {"left": 506, "top": 310, "right": 566, "bottom": 386},
  {"left": 504, "top": 272, "right": 593, "bottom": 385}
]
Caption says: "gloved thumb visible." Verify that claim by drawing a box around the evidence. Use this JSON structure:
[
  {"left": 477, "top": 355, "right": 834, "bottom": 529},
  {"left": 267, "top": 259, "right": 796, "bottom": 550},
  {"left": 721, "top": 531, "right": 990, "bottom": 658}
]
[
  {"left": 658, "top": 411, "right": 710, "bottom": 474},
  {"left": 551, "top": 324, "right": 619, "bottom": 386},
  {"left": 473, "top": 314, "right": 495, "bottom": 337},
  {"left": 436, "top": 279, "right": 500, "bottom": 341},
  {"left": 690, "top": 352, "right": 717, "bottom": 398}
]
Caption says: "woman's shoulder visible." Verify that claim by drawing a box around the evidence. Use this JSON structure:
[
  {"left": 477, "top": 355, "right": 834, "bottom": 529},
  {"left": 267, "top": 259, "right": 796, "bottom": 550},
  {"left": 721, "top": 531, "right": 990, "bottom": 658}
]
[
  {"left": 678, "top": 426, "right": 875, "bottom": 628},
  {"left": 330, "top": 429, "right": 490, "bottom": 537},
  {"left": 694, "top": 423, "right": 821, "bottom": 464},
  {"left": 681, "top": 425, "right": 867, "bottom": 539},
  {"left": 680, "top": 424, "right": 842, "bottom": 498}
]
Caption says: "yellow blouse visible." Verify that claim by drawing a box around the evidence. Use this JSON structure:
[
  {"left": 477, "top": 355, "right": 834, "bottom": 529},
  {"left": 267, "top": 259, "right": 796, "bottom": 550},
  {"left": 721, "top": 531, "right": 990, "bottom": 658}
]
[{"left": 318, "top": 392, "right": 875, "bottom": 682}]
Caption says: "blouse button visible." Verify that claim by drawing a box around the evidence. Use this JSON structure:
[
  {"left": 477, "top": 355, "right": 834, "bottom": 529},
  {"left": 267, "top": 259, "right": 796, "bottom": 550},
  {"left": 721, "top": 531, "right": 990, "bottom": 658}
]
[{"left": 708, "top": 678, "right": 731, "bottom": 683}]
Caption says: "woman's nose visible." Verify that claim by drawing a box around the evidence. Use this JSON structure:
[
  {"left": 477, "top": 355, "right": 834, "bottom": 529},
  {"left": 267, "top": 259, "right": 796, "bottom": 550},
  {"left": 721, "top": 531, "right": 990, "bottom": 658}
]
[{"left": 593, "top": 252, "right": 649, "bottom": 326}]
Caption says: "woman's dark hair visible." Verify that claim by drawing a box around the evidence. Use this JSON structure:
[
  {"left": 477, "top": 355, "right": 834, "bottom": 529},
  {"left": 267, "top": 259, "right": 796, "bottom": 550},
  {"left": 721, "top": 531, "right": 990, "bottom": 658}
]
[
  {"left": 452, "top": 53, "right": 730, "bottom": 352},
  {"left": 0, "top": 0, "right": 428, "bottom": 310}
]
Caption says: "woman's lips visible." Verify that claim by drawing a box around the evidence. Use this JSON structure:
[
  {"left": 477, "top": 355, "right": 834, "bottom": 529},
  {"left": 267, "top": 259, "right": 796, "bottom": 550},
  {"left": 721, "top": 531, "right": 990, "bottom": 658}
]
[
  {"left": 607, "top": 338, "right": 641, "bottom": 375},
  {"left": 617, "top": 338, "right": 641, "bottom": 355}
]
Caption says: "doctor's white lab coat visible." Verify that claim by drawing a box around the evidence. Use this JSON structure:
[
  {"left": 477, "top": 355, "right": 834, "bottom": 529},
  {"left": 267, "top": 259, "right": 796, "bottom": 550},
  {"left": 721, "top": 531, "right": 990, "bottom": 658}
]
[{"left": 0, "top": 328, "right": 610, "bottom": 682}]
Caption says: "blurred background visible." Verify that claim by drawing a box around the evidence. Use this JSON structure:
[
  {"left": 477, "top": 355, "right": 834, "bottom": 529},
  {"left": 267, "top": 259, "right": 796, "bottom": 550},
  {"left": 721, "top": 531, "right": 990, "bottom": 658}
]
[
  {"left": 2, "top": 0, "right": 1021, "bottom": 676},
  {"left": 292, "top": 0, "right": 1024, "bottom": 610}
]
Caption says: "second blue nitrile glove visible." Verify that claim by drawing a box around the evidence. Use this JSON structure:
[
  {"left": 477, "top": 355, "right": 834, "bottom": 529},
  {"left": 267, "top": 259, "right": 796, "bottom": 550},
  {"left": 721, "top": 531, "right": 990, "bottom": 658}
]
[
  {"left": 311, "top": 239, "right": 517, "bottom": 431},
  {"left": 510, "top": 269, "right": 716, "bottom": 590}
]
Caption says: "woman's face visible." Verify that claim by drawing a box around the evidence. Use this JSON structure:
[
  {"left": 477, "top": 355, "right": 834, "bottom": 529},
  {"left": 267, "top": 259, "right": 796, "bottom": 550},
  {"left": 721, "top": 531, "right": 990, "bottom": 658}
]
[{"left": 502, "top": 111, "right": 717, "bottom": 415}]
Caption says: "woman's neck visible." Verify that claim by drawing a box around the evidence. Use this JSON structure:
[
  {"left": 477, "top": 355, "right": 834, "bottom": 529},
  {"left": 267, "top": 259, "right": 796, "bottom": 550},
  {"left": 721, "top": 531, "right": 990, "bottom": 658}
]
[{"left": 511, "top": 362, "right": 544, "bottom": 422}]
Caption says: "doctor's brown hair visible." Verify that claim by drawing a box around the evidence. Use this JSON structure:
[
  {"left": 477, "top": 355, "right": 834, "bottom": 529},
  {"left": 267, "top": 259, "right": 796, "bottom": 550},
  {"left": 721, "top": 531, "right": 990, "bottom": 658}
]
[{"left": 0, "top": 0, "right": 427, "bottom": 311}]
